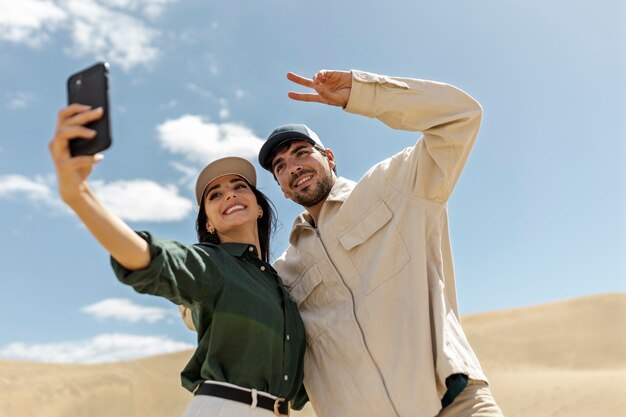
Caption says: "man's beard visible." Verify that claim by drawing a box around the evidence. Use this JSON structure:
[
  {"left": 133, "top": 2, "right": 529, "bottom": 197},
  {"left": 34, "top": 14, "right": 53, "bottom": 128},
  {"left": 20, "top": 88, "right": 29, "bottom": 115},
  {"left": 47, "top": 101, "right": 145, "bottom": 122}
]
[{"left": 288, "top": 174, "right": 334, "bottom": 208}]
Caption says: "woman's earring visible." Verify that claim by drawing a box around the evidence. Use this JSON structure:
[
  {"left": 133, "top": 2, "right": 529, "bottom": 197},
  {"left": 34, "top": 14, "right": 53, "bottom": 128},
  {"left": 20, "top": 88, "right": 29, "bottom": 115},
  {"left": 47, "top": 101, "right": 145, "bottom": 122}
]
[
  {"left": 208, "top": 224, "right": 215, "bottom": 234},
  {"left": 258, "top": 209, "right": 263, "bottom": 219}
]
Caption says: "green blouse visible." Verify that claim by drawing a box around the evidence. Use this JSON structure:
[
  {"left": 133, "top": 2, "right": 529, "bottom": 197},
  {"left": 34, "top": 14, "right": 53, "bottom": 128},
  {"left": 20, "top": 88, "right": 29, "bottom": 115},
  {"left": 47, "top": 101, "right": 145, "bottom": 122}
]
[{"left": 111, "top": 232, "right": 308, "bottom": 408}]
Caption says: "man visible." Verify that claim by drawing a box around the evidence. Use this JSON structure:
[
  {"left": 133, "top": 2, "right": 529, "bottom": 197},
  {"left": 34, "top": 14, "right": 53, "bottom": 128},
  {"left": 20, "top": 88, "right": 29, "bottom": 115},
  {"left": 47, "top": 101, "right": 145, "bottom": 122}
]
[{"left": 257, "top": 69, "right": 504, "bottom": 417}]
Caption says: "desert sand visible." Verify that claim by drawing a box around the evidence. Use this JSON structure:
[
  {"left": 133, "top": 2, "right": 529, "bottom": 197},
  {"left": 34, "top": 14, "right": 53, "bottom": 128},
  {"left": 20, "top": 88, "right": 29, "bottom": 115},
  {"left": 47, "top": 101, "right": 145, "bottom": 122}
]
[{"left": 1, "top": 293, "right": 624, "bottom": 417}]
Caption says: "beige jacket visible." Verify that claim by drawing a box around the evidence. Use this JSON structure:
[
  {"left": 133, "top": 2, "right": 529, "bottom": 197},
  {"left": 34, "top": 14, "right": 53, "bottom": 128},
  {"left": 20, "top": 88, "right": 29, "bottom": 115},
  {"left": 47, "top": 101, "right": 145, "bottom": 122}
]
[{"left": 273, "top": 70, "right": 487, "bottom": 417}]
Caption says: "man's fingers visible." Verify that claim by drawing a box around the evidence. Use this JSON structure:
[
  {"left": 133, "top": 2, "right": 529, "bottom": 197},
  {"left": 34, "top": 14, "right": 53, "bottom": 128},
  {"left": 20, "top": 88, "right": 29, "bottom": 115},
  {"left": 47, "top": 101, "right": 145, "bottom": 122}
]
[
  {"left": 314, "top": 70, "right": 352, "bottom": 90},
  {"left": 287, "top": 92, "right": 325, "bottom": 103},
  {"left": 287, "top": 72, "right": 315, "bottom": 89},
  {"left": 313, "top": 71, "right": 329, "bottom": 84}
]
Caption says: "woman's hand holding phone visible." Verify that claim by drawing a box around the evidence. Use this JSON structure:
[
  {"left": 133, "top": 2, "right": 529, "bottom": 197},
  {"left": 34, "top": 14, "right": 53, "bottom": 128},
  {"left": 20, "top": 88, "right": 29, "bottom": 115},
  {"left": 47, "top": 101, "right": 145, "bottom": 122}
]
[
  {"left": 49, "top": 104, "right": 105, "bottom": 205},
  {"left": 50, "top": 62, "right": 112, "bottom": 203},
  {"left": 49, "top": 77, "right": 150, "bottom": 271}
]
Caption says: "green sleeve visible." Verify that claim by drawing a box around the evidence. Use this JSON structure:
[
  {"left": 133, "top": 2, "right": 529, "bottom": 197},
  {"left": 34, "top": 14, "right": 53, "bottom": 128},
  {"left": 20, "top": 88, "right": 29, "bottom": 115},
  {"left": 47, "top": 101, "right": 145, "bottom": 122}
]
[{"left": 111, "top": 231, "right": 223, "bottom": 305}]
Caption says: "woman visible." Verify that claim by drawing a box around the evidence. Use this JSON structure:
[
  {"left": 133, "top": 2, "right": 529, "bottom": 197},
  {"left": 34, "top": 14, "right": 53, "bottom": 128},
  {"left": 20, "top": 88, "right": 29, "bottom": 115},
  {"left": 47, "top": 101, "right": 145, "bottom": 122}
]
[{"left": 49, "top": 104, "right": 307, "bottom": 416}]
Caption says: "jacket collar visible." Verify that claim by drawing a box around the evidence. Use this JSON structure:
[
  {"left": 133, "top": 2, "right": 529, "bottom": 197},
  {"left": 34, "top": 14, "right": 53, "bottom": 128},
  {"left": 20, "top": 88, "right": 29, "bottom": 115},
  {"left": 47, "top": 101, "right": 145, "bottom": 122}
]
[{"left": 289, "top": 176, "right": 356, "bottom": 245}]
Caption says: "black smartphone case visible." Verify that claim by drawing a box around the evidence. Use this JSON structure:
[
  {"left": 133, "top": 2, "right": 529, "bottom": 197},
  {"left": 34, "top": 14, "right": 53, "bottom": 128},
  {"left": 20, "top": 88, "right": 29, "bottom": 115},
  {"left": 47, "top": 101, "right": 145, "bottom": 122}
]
[{"left": 67, "top": 62, "right": 112, "bottom": 156}]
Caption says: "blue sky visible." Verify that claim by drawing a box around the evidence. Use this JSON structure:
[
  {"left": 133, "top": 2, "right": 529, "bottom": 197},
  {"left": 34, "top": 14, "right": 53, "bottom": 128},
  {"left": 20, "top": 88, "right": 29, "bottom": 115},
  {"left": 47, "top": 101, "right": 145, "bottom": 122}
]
[{"left": 0, "top": 0, "right": 624, "bottom": 363}]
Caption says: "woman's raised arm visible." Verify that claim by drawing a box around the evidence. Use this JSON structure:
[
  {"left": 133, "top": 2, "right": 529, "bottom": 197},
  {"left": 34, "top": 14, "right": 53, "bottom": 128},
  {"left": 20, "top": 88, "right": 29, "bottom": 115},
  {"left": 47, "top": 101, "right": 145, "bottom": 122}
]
[{"left": 49, "top": 104, "right": 150, "bottom": 270}]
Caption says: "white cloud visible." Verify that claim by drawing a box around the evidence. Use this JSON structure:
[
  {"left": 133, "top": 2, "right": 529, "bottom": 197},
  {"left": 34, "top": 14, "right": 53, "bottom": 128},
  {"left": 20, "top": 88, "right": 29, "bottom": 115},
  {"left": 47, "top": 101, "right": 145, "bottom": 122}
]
[
  {"left": 160, "top": 99, "right": 178, "bottom": 109},
  {"left": 208, "top": 63, "right": 219, "bottom": 75},
  {"left": 91, "top": 179, "right": 193, "bottom": 222},
  {"left": 186, "top": 83, "right": 215, "bottom": 99},
  {"left": 0, "top": 333, "right": 193, "bottom": 364},
  {"left": 101, "top": 0, "right": 177, "bottom": 18},
  {"left": 218, "top": 98, "right": 229, "bottom": 119},
  {"left": 5, "top": 91, "right": 37, "bottom": 110},
  {"left": 218, "top": 108, "right": 230, "bottom": 119},
  {"left": 0, "top": 0, "right": 67, "bottom": 47},
  {"left": 0, "top": 174, "right": 61, "bottom": 207},
  {"left": 169, "top": 161, "right": 198, "bottom": 188},
  {"left": 0, "top": 174, "right": 192, "bottom": 222},
  {"left": 62, "top": 0, "right": 160, "bottom": 71},
  {"left": 156, "top": 115, "right": 264, "bottom": 164},
  {"left": 82, "top": 298, "right": 177, "bottom": 323},
  {"left": 0, "top": 0, "right": 180, "bottom": 70}
]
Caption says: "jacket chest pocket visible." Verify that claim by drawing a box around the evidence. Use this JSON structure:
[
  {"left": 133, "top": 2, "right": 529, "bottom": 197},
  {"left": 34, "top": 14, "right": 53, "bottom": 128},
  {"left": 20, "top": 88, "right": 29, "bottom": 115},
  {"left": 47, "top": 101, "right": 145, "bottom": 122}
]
[
  {"left": 338, "top": 201, "right": 410, "bottom": 294},
  {"left": 289, "top": 264, "right": 337, "bottom": 344}
]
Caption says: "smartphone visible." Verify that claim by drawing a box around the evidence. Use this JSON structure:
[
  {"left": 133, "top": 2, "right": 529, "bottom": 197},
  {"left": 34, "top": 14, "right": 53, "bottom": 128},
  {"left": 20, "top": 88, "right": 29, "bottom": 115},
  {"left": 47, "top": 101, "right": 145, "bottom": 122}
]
[{"left": 66, "top": 62, "right": 112, "bottom": 156}]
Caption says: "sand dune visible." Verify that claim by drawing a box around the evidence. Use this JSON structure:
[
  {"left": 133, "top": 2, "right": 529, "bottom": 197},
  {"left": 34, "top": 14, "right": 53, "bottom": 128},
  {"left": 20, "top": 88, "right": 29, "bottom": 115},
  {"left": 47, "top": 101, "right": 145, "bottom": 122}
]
[
  {"left": 1, "top": 293, "right": 624, "bottom": 417},
  {"left": 462, "top": 293, "right": 626, "bottom": 417},
  {"left": 0, "top": 352, "right": 192, "bottom": 417}
]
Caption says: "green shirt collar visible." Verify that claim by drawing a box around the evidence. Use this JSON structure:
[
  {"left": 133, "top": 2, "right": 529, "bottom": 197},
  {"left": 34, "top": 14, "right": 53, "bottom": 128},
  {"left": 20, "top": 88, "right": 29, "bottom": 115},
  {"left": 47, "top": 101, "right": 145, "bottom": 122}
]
[{"left": 214, "top": 242, "right": 257, "bottom": 258}]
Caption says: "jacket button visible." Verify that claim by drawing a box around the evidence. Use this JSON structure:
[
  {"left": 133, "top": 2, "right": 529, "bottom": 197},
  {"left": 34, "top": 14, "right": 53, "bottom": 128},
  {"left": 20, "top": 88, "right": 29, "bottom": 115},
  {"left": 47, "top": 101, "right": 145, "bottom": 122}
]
[
  {"left": 260, "top": 266, "right": 266, "bottom": 271},
  {"left": 284, "top": 375, "right": 289, "bottom": 381}
]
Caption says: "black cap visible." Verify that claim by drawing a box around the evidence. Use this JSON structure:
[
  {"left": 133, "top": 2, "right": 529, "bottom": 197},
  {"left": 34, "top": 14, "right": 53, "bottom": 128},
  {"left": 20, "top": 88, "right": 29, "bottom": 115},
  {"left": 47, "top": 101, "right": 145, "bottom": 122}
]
[{"left": 258, "top": 124, "right": 324, "bottom": 171}]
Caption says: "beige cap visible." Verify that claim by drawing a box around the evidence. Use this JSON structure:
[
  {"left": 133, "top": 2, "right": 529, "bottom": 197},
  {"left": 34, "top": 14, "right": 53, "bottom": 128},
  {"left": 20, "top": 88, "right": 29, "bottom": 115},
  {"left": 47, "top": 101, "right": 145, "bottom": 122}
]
[{"left": 195, "top": 157, "right": 257, "bottom": 205}]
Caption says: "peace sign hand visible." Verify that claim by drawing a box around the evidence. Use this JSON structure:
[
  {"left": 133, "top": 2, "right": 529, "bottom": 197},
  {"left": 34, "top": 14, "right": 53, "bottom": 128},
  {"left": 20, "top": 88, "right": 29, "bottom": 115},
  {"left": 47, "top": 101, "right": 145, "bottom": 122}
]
[{"left": 287, "top": 70, "right": 352, "bottom": 107}]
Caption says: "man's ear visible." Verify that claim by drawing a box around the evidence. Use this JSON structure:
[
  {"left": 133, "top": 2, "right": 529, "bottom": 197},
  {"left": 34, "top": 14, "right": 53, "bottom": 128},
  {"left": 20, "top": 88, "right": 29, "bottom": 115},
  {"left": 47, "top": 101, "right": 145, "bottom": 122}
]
[{"left": 325, "top": 148, "right": 336, "bottom": 171}]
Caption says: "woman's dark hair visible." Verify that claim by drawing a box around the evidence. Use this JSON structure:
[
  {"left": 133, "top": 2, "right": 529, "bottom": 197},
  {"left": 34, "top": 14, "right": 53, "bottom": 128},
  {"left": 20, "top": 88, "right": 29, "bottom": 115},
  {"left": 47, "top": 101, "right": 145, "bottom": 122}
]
[{"left": 196, "top": 182, "right": 277, "bottom": 263}]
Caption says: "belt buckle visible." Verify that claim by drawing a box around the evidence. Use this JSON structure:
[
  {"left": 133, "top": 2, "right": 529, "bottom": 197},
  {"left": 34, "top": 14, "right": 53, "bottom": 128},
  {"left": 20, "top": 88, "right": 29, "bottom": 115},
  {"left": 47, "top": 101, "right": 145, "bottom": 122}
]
[{"left": 273, "top": 398, "right": 290, "bottom": 416}]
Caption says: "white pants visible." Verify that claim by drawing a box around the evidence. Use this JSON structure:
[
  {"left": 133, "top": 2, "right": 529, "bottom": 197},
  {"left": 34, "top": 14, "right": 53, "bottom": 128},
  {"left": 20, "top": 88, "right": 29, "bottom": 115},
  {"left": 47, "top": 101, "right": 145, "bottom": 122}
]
[{"left": 181, "top": 382, "right": 279, "bottom": 417}]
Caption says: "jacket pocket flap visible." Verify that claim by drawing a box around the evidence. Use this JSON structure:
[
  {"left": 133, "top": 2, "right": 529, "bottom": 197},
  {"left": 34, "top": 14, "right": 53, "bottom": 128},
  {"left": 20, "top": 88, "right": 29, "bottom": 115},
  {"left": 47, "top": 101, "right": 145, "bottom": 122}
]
[
  {"left": 339, "top": 202, "right": 392, "bottom": 251},
  {"left": 289, "top": 265, "right": 323, "bottom": 306}
]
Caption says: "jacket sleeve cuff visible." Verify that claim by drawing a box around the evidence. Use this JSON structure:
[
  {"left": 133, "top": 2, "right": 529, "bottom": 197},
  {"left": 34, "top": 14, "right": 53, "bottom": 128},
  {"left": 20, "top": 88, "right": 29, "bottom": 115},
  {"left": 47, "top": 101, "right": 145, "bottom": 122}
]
[
  {"left": 344, "top": 70, "right": 377, "bottom": 117},
  {"left": 344, "top": 70, "right": 410, "bottom": 118},
  {"left": 110, "top": 231, "right": 161, "bottom": 285}
]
